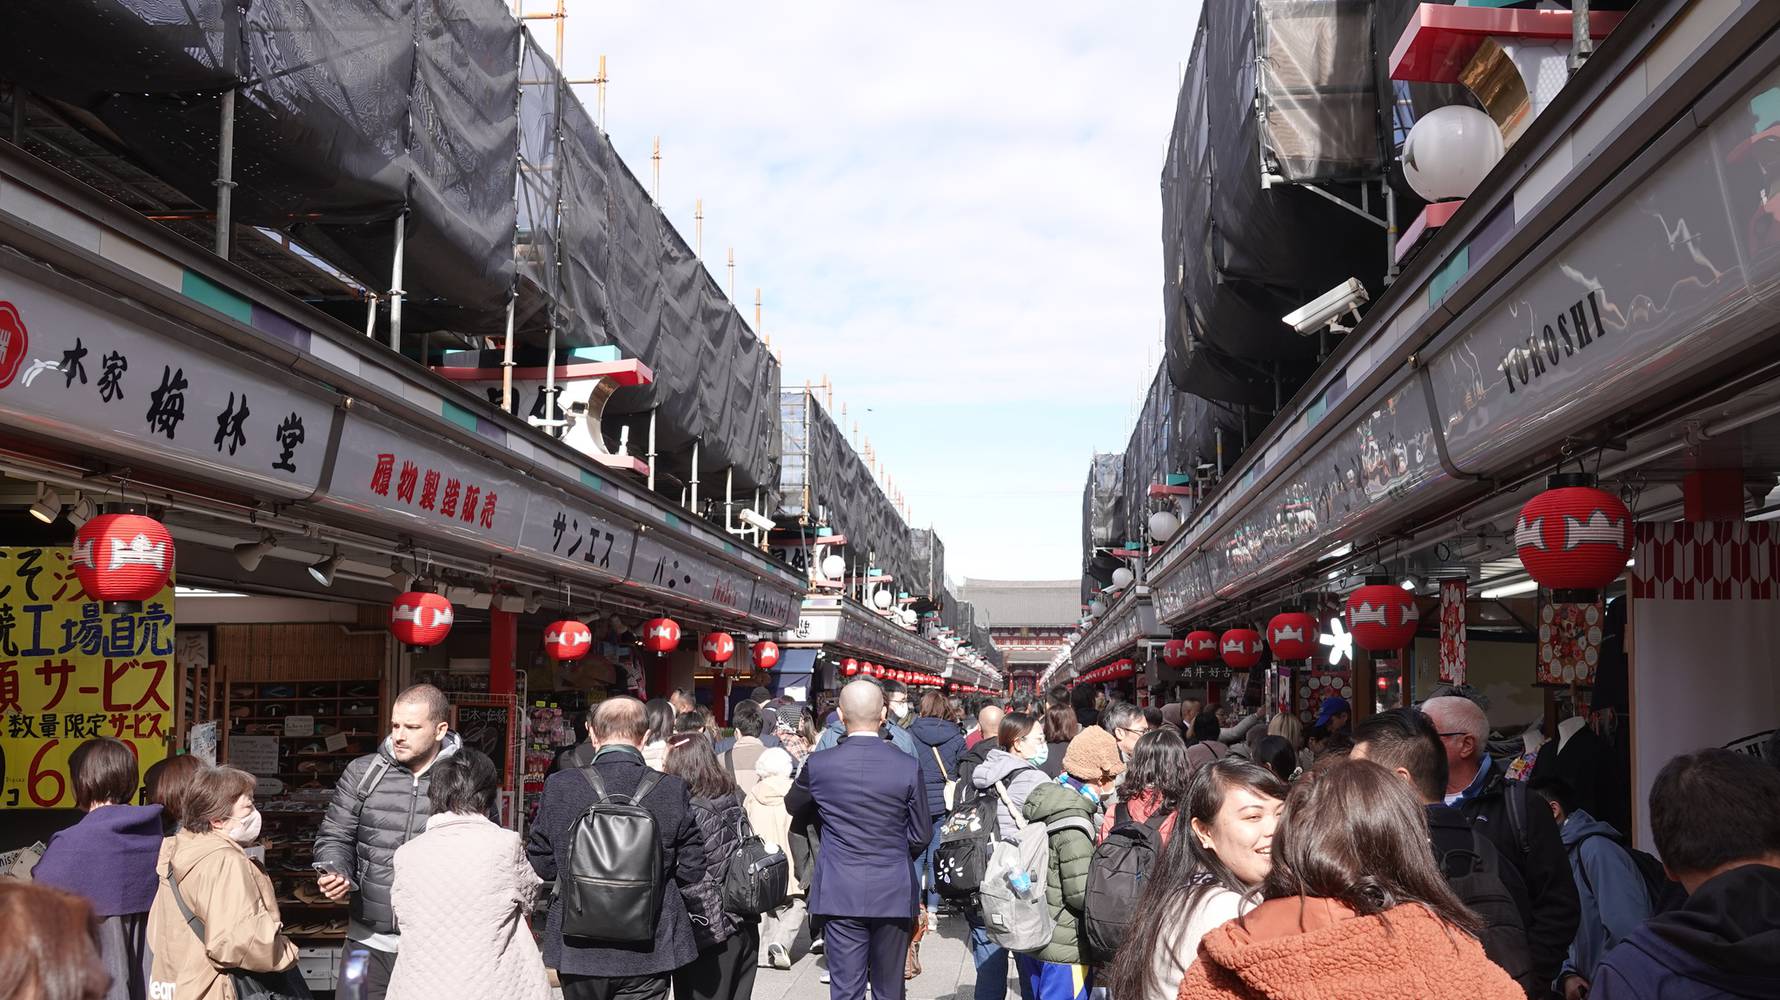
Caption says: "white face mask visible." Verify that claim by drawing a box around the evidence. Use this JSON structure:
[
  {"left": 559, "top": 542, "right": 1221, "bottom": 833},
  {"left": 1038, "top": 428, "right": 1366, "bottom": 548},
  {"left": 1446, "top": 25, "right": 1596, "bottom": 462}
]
[{"left": 227, "top": 807, "right": 263, "bottom": 846}]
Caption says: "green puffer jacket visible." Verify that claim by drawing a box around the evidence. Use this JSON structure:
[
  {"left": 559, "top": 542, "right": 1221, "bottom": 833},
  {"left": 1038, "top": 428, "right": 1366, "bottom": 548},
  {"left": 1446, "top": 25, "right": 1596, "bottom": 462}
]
[{"left": 1021, "top": 780, "right": 1101, "bottom": 965}]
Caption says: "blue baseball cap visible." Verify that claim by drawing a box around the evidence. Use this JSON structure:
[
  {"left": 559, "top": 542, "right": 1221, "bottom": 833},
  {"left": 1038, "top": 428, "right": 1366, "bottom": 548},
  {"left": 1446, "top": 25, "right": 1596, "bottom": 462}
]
[{"left": 1314, "top": 695, "right": 1351, "bottom": 728}]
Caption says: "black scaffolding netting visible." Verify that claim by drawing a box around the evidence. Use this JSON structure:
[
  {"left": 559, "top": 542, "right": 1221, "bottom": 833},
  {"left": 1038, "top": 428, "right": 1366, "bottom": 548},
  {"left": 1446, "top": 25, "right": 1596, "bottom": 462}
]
[
  {"left": 1162, "top": 0, "right": 1390, "bottom": 407},
  {"left": 777, "top": 390, "right": 913, "bottom": 593},
  {"left": 909, "top": 529, "right": 946, "bottom": 601}
]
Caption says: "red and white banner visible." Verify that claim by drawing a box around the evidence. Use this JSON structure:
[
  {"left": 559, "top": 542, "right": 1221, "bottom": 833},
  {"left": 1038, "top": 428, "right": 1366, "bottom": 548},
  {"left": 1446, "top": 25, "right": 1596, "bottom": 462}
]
[
  {"left": 1536, "top": 599, "right": 1602, "bottom": 687},
  {"left": 1630, "top": 521, "right": 1778, "bottom": 600},
  {"left": 1439, "top": 578, "right": 1467, "bottom": 684}
]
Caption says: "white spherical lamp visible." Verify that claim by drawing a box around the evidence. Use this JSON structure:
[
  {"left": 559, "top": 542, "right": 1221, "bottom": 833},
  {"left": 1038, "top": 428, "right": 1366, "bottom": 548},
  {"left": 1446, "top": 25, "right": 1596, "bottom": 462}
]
[
  {"left": 1111, "top": 567, "right": 1136, "bottom": 589},
  {"left": 1088, "top": 598, "right": 1107, "bottom": 617},
  {"left": 872, "top": 589, "right": 892, "bottom": 610},
  {"left": 1148, "top": 509, "right": 1180, "bottom": 542},
  {"left": 1402, "top": 105, "right": 1505, "bottom": 202},
  {"left": 820, "top": 554, "right": 847, "bottom": 580}
]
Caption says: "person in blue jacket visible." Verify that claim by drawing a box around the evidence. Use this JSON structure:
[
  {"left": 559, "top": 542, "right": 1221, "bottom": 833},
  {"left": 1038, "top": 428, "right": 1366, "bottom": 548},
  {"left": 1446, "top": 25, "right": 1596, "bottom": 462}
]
[
  {"left": 1590, "top": 749, "right": 1780, "bottom": 1000},
  {"left": 1529, "top": 776, "right": 1651, "bottom": 999}
]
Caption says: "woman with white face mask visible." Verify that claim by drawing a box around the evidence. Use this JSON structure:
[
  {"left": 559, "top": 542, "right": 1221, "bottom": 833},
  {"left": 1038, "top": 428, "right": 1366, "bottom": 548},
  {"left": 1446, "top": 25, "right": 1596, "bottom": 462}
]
[{"left": 146, "top": 765, "right": 301, "bottom": 1000}]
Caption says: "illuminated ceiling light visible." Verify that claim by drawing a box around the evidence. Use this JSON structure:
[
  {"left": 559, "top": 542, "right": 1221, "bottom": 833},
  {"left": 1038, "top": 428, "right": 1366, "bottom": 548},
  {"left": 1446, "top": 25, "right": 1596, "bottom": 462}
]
[
  {"left": 1481, "top": 578, "right": 1539, "bottom": 599},
  {"left": 307, "top": 547, "right": 341, "bottom": 587},
  {"left": 29, "top": 482, "right": 61, "bottom": 523}
]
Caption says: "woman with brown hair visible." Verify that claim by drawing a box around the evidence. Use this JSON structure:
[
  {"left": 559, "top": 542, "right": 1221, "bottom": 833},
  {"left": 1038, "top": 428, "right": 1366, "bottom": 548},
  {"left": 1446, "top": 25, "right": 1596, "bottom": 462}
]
[
  {"left": 142, "top": 753, "right": 206, "bottom": 834},
  {"left": 146, "top": 765, "right": 300, "bottom": 1000},
  {"left": 32, "top": 738, "right": 165, "bottom": 1000},
  {"left": 1177, "top": 757, "right": 1524, "bottom": 1000},
  {"left": 663, "top": 732, "right": 758, "bottom": 1000},
  {"left": 1040, "top": 706, "right": 1079, "bottom": 779},
  {"left": 0, "top": 882, "right": 111, "bottom": 1000}
]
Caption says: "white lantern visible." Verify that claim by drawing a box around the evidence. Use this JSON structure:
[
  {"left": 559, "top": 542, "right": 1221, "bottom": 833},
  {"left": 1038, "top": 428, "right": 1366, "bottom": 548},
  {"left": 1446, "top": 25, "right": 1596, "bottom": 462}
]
[
  {"left": 1402, "top": 105, "right": 1505, "bottom": 202},
  {"left": 820, "top": 554, "right": 847, "bottom": 580},
  {"left": 1148, "top": 509, "right": 1180, "bottom": 542},
  {"left": 1111, "top": 567, "right": 1135, "bottom": 589},
  {"left": 872, "top": 589, "right": 892, "bottom": 610},
  {"left": 1088, "top": 598, "right": 1107, "bottom": 616}
]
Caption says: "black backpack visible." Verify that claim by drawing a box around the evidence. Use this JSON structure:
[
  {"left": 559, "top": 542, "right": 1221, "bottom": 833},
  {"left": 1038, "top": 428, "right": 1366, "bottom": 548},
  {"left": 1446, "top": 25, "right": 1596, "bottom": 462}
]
[
  {"left": 933, "top": 774, "right": 1020, "bottom": 900},
  {"left": 722, "top": 819, "right": 791, "bottom": 917},
  {"left": 1082, "top": 801, "right": 1167, "bottom": 962},
  {"left": 561, "top": 768, "right": 664, "bottom": 942},
  {"left": 1572, "top": 830, "right": 1688, "bottom": 915},
  {"left": 1441, "top": 826, "right": 1535, "bottom": 989}
]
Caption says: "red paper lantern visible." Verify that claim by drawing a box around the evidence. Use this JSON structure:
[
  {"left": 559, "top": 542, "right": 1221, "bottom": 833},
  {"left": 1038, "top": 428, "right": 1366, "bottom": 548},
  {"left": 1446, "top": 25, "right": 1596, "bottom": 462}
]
[
  {"left": 1345, "top": 583, "right": 1420, "bottom": 652},
  {"left": 72, "top": 512, "right": 173, "bottom": 614},
  {"left": 1161, "top": 639, "right": 1191, "bottom": 668},
  {"left": 390, "top": 591, "right": 454, "bottom": 650},
  {"left": 1185, "top": 630, "right": 1220, "bottom": 663},
  {"left": 1515, "top": 473, "right": 1633, "bottom": 596},
  {"left": 1221, "top": 629, "right": 1264, "bottom": 670},
  {"left": 642, "top": 617, "right": 682, "bottom": 654},
  {"left": 1267, "top": 612, "right": 1319, "bottom": 661},
  {"left": 700, "top": 632, "right": 736, "bottom": 664},
  {"left": 753, "top": 641, "right": 780, "bottom": 670},
  {"left": 544, "top": 620, "right": 593, "bottom": 661},
  {"left": 871, "top": 662, "right": 886, "bottom": 678},
  {"left": 841, "top": 658, "right": 859, "bottom": 676}
]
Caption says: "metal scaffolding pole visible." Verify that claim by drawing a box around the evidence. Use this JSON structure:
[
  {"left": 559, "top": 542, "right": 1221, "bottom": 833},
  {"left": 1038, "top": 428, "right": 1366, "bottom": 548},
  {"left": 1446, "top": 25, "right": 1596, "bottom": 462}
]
[{"left": 213, "top": 89, "right": 237, "bottom": 259}]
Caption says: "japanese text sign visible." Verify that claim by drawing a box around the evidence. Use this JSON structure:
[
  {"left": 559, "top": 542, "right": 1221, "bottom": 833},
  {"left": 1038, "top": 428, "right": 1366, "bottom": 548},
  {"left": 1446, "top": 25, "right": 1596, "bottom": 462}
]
[{"left": 0, "top": 547, "right": 175, "bottom": 808}]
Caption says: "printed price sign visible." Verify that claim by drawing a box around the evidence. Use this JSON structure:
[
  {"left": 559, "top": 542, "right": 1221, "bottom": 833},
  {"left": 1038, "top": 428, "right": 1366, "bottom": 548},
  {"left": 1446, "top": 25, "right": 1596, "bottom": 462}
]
[{"left": 0, "top": 547, "right": 175, "bottom": 808}]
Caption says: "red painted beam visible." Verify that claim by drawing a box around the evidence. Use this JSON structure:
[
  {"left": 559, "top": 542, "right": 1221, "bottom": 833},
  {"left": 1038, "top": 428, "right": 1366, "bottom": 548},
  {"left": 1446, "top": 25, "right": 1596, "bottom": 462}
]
[
  {"left": 1395, "top": 200, "right": 1464, "bottom": 265},
  {"left": 432, "top": 358, "right": 656, "bottom": 387},
  {"left": 1390, "top": 5, "right": 1624, "bottom": 84}
]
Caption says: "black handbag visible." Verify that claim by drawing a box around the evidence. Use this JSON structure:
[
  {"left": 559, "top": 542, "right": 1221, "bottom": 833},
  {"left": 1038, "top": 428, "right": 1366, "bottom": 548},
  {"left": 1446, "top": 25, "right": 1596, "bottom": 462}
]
[
  {"left": 163, "top": 863, "right": 313, "bottom": 1000},
  {"left": 721, "top": 818, "right": 790, "bottom": 917}
]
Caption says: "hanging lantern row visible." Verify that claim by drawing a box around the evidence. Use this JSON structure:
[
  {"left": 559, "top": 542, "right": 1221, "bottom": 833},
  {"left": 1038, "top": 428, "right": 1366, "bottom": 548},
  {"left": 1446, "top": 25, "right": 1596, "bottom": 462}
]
[
  {"left": 1516, "top": 473, "right": 1633, "bottom": 599},
  {"left": 73, "top": 512, "right": 175, "bottom": 615},
  {"left": 1074, "top": 658, "right": 1138, "bottom": 685}
]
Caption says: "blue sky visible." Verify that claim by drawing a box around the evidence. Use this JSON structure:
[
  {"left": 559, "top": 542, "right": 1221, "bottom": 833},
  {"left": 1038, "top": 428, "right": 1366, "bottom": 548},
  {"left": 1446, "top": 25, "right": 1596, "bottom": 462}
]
[{"left": 561, "top": 1, "right": 1199, "bottom": 581}]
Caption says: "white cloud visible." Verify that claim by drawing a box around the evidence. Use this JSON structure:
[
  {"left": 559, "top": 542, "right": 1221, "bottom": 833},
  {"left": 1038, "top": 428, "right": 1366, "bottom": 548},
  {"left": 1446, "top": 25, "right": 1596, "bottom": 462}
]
[{"left": 560, "top": 1, "right": 1199, "bottom": 579}]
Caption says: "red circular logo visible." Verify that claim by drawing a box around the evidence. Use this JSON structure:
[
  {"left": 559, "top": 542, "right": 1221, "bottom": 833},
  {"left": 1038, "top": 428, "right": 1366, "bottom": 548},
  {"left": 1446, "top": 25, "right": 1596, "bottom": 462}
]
[{"left": 0, "top": 301, "right": 27, "bottom": 389}]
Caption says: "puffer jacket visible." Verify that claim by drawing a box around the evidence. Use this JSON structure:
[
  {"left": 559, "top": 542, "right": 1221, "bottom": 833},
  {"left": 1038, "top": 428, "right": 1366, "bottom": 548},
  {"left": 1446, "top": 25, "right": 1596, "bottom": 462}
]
[
  {"left": 1022, "top": 780, "right": 1099, "bottom": 965},
  {"left": 147, "top": 831, "right": 299, "bottom": 1000},
  {"left": 970, "top": 749, "right": 1050, "bottom": 843},
  {"left": 683, "top": 791, "right": 753, "bottom": 949},
  {"left": 908, "top": 715, "right": 967, "bottom": 817},
  {"left": 313, "top": 731, "right": 475, "bottom": 934}
]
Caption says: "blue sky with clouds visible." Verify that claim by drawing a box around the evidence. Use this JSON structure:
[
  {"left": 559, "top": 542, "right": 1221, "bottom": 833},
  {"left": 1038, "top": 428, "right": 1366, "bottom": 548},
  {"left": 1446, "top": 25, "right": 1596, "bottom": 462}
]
[{"left": 560, "top": 2, "right": 1199, "bottom": 582}]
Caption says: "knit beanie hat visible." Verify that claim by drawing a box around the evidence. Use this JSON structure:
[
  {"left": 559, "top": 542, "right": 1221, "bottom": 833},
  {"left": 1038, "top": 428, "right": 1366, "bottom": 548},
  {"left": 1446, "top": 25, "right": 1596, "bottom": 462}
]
[
  {"left": 755, "top": 747, "right": 796, "bottom": 779},
  {"left": 1062, "top": 725, "right": 1125, "bottom": 784}
]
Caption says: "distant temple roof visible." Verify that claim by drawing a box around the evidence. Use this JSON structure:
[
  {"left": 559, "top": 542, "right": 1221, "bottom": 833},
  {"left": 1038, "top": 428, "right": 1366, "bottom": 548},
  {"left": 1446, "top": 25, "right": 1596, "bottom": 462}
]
[{"left": 956, "top": 579, "right": 1081, "bottom": 629}]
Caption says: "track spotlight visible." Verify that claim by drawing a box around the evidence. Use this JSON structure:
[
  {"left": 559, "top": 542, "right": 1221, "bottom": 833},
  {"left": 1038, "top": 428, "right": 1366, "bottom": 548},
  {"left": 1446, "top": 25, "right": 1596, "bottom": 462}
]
[
  {"left": 29, "top": 483, "right": 61, "bottom": 524},
  {"left": 307, "top": 547, "right": 341, "bottom": 587},
  {"left": 66, "top": 495, "right": 96, "bottom": 529},
  {"left": 233, "top": 532, "right": 277, "bottom": 572},
  {"left": 387, "top": 559, "right": 415, "bottom": 591}
]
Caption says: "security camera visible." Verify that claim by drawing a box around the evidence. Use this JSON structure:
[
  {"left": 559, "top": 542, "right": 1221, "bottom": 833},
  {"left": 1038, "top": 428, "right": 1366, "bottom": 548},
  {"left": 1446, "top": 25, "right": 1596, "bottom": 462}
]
[
  {"left": 738, "top": 508, "right": 776, "bottom": 533},
  {"left": 1283, "top": 278, "right": 1369, "bottom": 336}
]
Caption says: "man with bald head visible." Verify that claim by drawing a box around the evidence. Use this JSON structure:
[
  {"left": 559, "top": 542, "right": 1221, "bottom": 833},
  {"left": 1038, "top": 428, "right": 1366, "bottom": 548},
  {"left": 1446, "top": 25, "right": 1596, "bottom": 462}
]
[
  {"left": 967, "top": 703, "right": 1005, "bottom": 750},
  {"left": 527, "top": 696, "right": 706, "bottom": 1000},
  {"left": 787, "top": 681, "right": 930, "bottom": 1000},
  {"left": 1423, "top": 695, "right": 1578, "bottom": 992}
]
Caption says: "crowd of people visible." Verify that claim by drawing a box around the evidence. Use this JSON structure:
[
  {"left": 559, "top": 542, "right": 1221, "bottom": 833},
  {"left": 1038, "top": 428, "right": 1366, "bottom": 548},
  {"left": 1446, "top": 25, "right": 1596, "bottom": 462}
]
[{"left": 7, "top": 679, "right": 1780, "bottom": 1000}]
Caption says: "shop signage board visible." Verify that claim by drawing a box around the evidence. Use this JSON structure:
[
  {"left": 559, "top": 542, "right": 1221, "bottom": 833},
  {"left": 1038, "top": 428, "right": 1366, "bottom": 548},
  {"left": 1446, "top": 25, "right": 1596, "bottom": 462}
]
[
  {"left": 515, "top": 490, "right": 637, "bottom": 587},
  {"left": 227, "top": 735, "right": 280, "bottom": 776},
  {"left": 747, "top": 584, "right": 799, "bottom": 630},
  {"left": 1075, "top": 593, "right": 1151, "bottom": 670},
  {"left": 323, "top": 410, "right": 527, "bottom": 551},
  {"left": 0, "top": 268, "right": 337, "bottom": 499},
  {"left": 834, "top": 605, "right": 946, "bottom": 671},
  {"left": 627, "top": 532, "right": 755, "bottom": 620},
  {"left": 0, "top": 546, "right": 175, "bottom": 809}
]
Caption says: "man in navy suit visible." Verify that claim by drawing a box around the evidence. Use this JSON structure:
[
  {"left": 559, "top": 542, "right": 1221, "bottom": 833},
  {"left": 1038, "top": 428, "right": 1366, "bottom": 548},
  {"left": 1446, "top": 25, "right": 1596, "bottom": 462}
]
[{"left": 788, "top": 679, "right": 931, "bottom": 1000}]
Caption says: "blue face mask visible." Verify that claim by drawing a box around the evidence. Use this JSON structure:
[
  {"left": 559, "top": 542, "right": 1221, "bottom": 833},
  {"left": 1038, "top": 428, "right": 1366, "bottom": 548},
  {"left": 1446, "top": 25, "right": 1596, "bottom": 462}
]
[{"left": 1025, "top": 743, "right": 1049, "bottom": 767}]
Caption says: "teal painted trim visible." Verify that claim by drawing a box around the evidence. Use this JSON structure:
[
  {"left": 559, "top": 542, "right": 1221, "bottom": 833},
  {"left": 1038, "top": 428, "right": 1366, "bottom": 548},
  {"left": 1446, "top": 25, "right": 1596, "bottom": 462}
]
[
  {"left": 816, "top": 526, "right": 833, "bottom": 537},
  {"left": 570, "top": 346, "right": 622, "bottom": 361},
  {"left": 579, "top": 470, "right": 604, "bottom": 491},
  {"left": 1428, "top": 245, "right": 1470, "bottom": 306},
  {"left": 1165, "top": 473, "right": 1193, "bottom": 487},
  {"left": 666, "top": 512, "right": 681, "bottom": 528},
  {"left": 441, "top": 400, "right": 478, "bottom": 431},
  {"left": 723, "top": 542, "right": 734, "bottom": 554},
  {"left": 181, "top": 271, "right": 253, "bottom": 324}
]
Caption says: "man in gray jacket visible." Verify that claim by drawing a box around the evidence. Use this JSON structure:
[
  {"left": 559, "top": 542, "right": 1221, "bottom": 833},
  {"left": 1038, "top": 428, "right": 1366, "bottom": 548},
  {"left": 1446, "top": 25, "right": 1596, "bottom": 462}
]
[{"left": 314, "top": 683, "right": 471, "bottom": 1000}]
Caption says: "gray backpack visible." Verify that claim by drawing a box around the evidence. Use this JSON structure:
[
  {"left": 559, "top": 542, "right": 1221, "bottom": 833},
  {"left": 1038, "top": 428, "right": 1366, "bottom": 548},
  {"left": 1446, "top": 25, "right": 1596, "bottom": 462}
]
[{"left": 978, "top": 783, "right": 1095, "bottom": 953}]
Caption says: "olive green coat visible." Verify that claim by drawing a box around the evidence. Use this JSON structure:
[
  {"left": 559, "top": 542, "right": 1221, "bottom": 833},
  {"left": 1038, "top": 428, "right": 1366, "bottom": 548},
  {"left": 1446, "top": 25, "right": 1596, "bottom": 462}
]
[{"left": 1021, "top": 781, "right": 1101, "bottom": 965}]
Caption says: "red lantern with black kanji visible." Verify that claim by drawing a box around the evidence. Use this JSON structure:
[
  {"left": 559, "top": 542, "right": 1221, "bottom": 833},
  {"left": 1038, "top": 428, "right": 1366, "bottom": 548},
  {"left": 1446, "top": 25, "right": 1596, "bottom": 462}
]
[
  {"left": 1267, "top": 612, "right": 1319, "bottom": 661},
  {"left": 72, "top": 512, "right": 174, "bottom": 614},
  {"left": 1221, "top": 629, "right": 1264, "bottom": 670},
  {"left": 1345, "top": 582, "right": 1420, "bottom": 652},
  {"left": 544, "top": 620, "right": 593, "bottom": 661},
  {"left": 642, "top": 617, "right": 681, "bottom": 654},
  {"left": 841, "top": 657, "right": 859, "bottom": 676},
  {"left": 753, "top": 641, "right": 780, "bottom": 670},
  {"left": 390, "top": 591, "right": 454, "bottom": 651},
  {"left": 1161, "top": 639, "right": 1191, "bottom": 668},
  {"left": 1185, "top": 629, "right": 1220, "bottom": 663},
  {"left": 1516, "top": 473, "right": 1634, "bottom": 597},
  {"left": 700, "top": 632, "right": 736, "bottom": 665}
]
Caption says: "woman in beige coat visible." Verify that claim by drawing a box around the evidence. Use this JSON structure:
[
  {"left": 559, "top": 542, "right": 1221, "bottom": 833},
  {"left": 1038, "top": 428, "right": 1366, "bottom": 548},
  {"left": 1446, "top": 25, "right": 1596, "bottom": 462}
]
[
  {"left": 743, "top": 747, "right": 803, "bottom": 970},
  {"left": 146, "top": 766, "right": 300, "bottom": 1000},
  {"left": 386, "top": 748, "right": 549, "bottom": 1000}
]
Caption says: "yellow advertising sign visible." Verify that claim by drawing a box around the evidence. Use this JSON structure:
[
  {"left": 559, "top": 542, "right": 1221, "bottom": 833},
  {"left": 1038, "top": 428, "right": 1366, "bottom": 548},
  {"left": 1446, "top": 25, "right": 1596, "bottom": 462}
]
[{"left": 0, "top": 546, "right": 175, "bottom": 808}]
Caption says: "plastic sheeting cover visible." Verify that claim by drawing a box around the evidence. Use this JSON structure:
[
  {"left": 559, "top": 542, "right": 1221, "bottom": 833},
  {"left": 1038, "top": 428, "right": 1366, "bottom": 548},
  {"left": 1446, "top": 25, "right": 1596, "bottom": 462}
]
[
  {"left": 1257, "top": 0, "right": 1381, "bottom": 182},
  {"left": 910, "top": 529, "right": 945, "bottom": 601}
]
